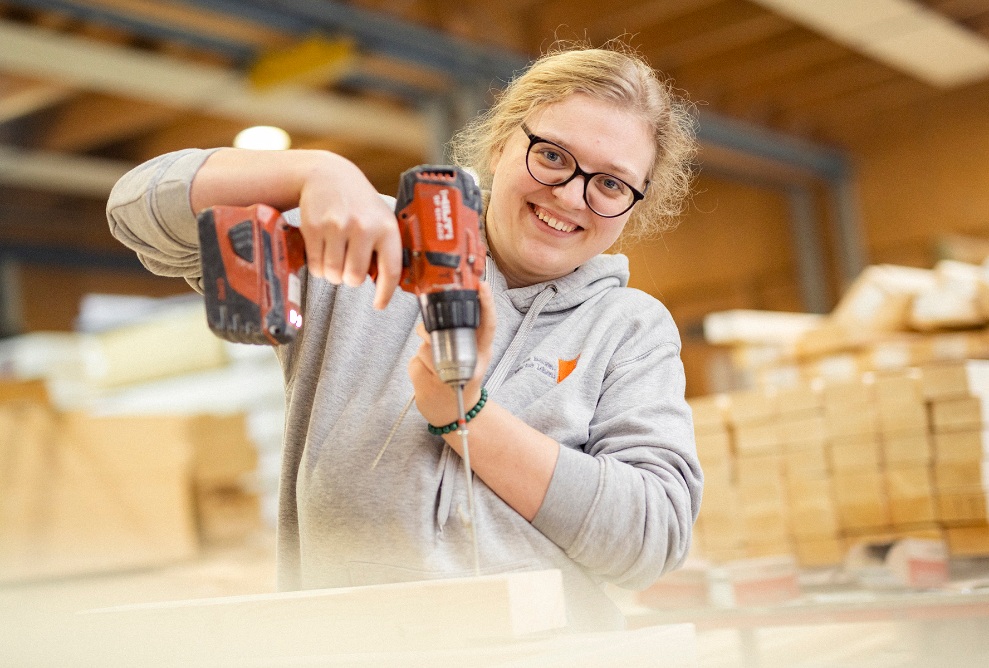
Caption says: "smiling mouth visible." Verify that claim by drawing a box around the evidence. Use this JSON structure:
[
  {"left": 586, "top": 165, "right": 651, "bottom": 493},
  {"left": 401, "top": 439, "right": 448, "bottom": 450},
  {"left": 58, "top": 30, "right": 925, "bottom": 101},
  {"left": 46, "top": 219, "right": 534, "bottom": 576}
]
[{"left": 531, "top": 204, "right": 581, "bottom": 233}]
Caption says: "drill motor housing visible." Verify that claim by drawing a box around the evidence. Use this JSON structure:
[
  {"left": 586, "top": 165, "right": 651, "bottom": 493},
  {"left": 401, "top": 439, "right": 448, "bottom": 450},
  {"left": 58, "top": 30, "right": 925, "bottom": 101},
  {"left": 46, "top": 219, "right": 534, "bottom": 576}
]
[
  {"left": 198, "top": 165, "right": 485, "bottom": 364},
  {"left": 198, "top": 203, "right": 306, "bottom": 345}
]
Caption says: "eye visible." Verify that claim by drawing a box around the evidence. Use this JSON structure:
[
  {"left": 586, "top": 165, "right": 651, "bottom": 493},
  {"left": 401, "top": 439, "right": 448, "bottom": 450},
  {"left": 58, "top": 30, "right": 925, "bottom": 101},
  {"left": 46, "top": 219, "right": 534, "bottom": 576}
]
[
  {"left": 534, "top": 143, "right": 571, "bottom": 168},
  {"left": 596, "top": 175, "right": 629, "bottom": 197}
]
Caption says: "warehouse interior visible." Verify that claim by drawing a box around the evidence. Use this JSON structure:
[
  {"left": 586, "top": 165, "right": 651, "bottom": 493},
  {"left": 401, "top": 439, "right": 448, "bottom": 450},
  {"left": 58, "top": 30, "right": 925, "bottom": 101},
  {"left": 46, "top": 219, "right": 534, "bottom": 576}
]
[{"left": 3, "top": 0, "right": 989, "bottom": 665}]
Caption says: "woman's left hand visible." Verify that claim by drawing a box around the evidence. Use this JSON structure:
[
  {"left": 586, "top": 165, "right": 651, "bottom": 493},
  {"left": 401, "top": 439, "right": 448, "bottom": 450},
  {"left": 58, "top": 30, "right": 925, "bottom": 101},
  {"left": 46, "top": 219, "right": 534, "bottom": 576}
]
[{"left": 408, "top": 281, "right": 496, "bottom": 427}]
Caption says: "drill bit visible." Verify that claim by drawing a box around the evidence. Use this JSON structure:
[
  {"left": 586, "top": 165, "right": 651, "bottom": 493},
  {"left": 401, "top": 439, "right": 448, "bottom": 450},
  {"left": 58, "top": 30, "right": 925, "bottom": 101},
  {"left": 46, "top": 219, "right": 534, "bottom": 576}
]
[{"left": 455, "top": 383, "right": 481, "bottom": 576}]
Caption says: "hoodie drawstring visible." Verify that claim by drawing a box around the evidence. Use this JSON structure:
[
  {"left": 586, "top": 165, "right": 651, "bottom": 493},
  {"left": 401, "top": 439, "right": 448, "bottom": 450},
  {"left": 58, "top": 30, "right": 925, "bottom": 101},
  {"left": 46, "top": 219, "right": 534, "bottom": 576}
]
[{"left": 434, "top": 283, "right": 559, "bottom": 534}]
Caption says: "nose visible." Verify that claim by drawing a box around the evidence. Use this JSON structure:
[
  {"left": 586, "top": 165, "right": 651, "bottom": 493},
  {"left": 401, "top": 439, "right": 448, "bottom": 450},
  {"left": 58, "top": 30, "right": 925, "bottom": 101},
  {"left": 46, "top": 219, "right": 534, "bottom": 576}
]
[{"left": 552, "top": 175, "right": 587, "bottom": 211}]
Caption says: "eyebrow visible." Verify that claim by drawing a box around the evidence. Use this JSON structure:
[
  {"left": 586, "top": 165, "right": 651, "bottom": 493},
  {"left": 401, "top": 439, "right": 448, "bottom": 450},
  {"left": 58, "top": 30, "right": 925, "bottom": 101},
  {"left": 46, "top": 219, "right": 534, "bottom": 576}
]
[{"left": 532, "top": 128, "right": 645, "bottom": 185}]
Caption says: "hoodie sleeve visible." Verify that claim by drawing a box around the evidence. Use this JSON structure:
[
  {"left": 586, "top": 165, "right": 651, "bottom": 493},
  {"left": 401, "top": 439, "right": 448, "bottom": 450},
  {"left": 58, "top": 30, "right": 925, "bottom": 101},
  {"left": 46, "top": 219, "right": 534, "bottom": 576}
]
[
  {"left": 105, "top": 148, "right": 222, "bottom": 292},
  {"left": 530, "top": 317, "right": 703, "bottom": 590}
]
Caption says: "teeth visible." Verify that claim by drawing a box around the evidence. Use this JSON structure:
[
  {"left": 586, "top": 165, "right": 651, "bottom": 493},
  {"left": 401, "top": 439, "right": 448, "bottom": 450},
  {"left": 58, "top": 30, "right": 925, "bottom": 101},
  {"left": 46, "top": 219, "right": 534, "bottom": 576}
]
[{"left": 534, "top": 208, "right": 577, "bottom": 233}]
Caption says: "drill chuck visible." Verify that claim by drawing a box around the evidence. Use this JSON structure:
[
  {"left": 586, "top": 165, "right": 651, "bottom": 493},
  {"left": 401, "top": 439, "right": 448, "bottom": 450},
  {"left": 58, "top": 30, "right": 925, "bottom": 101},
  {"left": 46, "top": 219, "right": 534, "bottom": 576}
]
[
  {"left": 419, "top": 290, "right": 480, "bottom": 385},
  {"left": 430, "top": 327, "right": 478, "bottom": 385}
]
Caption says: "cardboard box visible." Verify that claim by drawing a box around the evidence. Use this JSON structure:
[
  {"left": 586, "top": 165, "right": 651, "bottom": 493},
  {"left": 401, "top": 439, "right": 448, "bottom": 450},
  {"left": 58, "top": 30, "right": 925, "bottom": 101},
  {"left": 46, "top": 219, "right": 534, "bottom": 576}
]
[
  {"left": 775, "top": 383, "right": 823, "bottom": 414},
  {"left": 873, "top": 369, "right": 924, "bottom": 406}
]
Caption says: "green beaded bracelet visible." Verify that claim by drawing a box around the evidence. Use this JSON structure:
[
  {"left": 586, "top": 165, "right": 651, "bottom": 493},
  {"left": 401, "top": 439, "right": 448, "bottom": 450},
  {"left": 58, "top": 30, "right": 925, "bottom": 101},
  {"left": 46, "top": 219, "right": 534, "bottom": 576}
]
[{"left": 427, "top": 387, "right": 488, "bottom": 435}]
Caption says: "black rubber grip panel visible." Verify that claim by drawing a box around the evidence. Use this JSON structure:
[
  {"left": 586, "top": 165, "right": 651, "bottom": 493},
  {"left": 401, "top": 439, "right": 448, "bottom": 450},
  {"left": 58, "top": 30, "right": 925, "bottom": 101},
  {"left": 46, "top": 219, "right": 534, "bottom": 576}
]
[
  {"left": 425, "top": 251, "right": 460, "bottom": 269},
  {"left": 421, "top": 290, "right": 480, "bottom": 332}
]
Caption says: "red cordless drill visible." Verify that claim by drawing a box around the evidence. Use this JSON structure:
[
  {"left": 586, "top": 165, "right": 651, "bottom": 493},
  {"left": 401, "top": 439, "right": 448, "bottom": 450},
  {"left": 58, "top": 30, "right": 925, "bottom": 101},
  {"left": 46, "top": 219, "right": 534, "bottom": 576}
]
[{"left": 198, "top": 165, "right": 485, "bottom": 570}]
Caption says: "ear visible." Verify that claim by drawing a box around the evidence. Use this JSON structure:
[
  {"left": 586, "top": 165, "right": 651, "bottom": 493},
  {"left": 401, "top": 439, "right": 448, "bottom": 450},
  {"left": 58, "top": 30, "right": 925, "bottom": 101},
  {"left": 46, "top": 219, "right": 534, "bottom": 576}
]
[{"left": 488, "top": 144, "right": 504, "bottom": 176}]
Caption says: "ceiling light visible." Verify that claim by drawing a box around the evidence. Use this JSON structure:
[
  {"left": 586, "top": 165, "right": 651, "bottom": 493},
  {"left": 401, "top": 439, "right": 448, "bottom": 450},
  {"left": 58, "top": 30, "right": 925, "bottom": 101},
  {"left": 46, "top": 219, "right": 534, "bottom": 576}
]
[{"left": 233, "top": 126, "right": 291, "bottom": 150}]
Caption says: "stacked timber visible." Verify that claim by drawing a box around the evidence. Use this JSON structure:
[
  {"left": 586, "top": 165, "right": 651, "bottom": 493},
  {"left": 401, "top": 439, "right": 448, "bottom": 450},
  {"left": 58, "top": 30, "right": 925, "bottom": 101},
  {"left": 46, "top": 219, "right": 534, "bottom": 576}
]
[
  {"left": 0, "top": 380, "right": 198, "bottom": 582},
  {"left": 707, "top": 261, "right": 989, "bottom": 387},
  {"left": 689, "top": 359, "right": 989, "bottom": 568},
  {"left": 0, "top": 297, "right": 279, "bottom": 581}
]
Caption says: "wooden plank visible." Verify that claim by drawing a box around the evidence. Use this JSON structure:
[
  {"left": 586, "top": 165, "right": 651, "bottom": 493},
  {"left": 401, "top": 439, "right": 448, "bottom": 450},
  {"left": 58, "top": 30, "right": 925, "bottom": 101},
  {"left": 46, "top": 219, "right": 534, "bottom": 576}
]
[
  {"left": 921, "top": 359, "right": 989, "bottom": 400},
  {"left": 0, "top": 411, "right": 198, "bottom": 582},
  {"left": 935, "top": 429, "right": 989, "bottom": 462},
  {"left": 78, "top": 570, "right": 567, "bottom": 662},
  {"left": 930, "top": 396, "right": 989, "bottom": 432},
  {"left": 883, "top": 431, "right": 932, "bottom": 465}
]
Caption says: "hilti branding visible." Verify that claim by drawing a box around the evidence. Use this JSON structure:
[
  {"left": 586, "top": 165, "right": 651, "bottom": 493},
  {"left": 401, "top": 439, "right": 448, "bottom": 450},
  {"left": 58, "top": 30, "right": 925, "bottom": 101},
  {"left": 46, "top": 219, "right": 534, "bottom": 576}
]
[{"left": 433, "top": 189, "right": 454, "bottom": 241}]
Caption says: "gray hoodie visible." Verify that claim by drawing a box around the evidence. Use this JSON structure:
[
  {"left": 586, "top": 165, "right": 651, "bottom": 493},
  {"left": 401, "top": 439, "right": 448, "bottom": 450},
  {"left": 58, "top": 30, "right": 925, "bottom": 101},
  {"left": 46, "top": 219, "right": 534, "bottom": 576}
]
[{"left": 106, "top": 148, "right": 703, "bottom": 631}]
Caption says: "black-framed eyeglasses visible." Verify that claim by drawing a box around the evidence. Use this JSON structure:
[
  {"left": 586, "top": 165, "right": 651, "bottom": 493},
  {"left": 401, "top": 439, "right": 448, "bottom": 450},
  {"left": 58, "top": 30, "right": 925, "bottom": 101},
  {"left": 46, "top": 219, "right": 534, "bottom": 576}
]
[{"left": 521, "top": 123, "right": 649, "bottom": 218}]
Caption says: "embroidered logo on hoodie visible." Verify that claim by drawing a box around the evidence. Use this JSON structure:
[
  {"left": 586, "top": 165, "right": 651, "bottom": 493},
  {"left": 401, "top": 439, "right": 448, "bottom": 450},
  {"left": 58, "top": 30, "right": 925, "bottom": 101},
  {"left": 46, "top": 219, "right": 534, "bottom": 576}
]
[{"left": 519, "top": 355, "right": 580, "bottom": 383}]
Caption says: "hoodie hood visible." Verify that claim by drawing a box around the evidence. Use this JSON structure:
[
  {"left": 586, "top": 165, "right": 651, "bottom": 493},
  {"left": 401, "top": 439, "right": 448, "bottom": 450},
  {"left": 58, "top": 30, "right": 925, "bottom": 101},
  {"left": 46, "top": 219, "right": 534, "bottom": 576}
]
[{"left": 487, "top": 253, "right": 630, "bottom": 314}]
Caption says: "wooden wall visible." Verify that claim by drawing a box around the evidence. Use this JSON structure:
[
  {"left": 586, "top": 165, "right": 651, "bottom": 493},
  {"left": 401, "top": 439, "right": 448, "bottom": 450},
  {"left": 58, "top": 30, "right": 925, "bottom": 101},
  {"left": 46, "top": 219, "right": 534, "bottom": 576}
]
[{"left": 846, "top": 80, "right": 989, "bottom": 269}]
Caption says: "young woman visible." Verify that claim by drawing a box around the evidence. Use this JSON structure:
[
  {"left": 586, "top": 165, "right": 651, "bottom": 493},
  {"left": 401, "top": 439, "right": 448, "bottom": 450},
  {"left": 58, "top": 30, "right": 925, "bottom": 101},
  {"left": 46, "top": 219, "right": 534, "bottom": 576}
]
[{"left": 107, "top": 41, "right": 703, "bottom": 631}]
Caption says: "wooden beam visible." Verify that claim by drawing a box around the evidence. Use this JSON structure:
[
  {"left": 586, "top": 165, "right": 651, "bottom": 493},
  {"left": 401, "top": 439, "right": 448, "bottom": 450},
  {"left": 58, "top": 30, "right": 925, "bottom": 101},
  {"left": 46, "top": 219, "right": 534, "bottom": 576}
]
[
  {"left": 674, "top": 28, "right": 845, "bottom": 90},
  {"left": 0, "top": 145, "right": 131, "bottom": 198},
  {"left": 81, "top": 0, "right": 290, "bottom": 48},
  {"left": 636, "top": 0, "right": 792, "bottom": 68},
  {"left": 0, "top": 19, "right": 430, "bottom": 155},
  {"left": 37, "top": 93, "right": 181, "bottom": 152},
  {"left": 536, "top": 0, "right": 721, "bottom": 43},
  {"left": 0, "top": 76, "right": 74, "bottom": 124},
  {"left": 78, "top": 570, "right": 567, "bottom": 663},
  {"left": 798, "top": 77, "right": 940, "bottom": 133}
]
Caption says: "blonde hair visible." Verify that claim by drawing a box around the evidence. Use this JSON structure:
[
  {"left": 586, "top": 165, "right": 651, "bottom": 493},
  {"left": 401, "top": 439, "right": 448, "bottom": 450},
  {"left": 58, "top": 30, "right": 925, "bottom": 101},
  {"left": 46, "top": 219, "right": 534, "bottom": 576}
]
[{"left": 449, "top": 39, "right": 697, "bottom": 241}]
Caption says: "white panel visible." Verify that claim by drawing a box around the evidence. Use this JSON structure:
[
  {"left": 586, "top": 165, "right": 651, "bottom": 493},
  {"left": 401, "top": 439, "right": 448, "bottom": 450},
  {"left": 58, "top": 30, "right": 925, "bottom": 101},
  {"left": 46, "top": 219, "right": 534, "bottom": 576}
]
[{"left": 750, "top": 0, "right": 989, "bottom": 87}]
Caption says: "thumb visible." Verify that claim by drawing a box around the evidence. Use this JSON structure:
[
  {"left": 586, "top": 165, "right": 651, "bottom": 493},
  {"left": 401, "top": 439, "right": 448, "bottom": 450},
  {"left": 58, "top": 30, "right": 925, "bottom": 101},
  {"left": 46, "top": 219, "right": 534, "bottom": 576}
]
[{"left": 475, "top": 281, "right": 496, "bottom": 353}]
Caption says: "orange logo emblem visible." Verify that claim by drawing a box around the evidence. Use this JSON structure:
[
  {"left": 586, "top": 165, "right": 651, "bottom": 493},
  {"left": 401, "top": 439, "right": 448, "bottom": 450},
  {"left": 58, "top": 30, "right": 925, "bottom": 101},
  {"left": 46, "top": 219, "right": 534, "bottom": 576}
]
[{"left": 556, "top": 355, "right": 580, "bottom": 383}]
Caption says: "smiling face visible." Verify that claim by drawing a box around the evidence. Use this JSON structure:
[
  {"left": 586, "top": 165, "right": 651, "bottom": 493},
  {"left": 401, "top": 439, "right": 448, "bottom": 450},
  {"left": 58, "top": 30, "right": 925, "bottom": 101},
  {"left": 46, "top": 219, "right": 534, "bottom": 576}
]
[{"left": 486, "top": 94, "right": 655, "bottom": 288}]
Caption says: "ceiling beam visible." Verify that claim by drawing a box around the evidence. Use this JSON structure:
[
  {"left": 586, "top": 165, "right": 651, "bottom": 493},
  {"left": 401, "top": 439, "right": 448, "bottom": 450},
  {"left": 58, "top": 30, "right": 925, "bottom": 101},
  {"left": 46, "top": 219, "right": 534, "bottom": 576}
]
[
  {"left": 0, "top": 19, "right": 431, "bottom": 155},
  {"left": 0, "top": 76, "right": 74, "bottom": 123},
  {"left": 37, "top": 94, "right": 183, "bottom": 152},
  {"left": 0, "top": 144, "right": 131, "bottom": 197}
]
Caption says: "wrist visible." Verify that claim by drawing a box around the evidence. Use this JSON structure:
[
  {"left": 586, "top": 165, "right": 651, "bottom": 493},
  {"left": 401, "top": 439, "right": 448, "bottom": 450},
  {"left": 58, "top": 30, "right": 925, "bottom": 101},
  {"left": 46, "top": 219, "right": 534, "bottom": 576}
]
[{"left": 427, "top": 387, "right": 488, "bottom": 435}]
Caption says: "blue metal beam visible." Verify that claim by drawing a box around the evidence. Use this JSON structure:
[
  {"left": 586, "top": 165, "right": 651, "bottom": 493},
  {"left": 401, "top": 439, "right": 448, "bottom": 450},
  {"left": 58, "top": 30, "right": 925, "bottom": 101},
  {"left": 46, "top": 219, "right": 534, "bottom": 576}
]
[
  {"left": 0, "top": 245, "right": 146, "bottom": 271},
  {"left": 2, "top": 0, "right": 256, "bottom": 64},
  {"left": 175, "top": 0, "right": 529, "bottom": 83}
]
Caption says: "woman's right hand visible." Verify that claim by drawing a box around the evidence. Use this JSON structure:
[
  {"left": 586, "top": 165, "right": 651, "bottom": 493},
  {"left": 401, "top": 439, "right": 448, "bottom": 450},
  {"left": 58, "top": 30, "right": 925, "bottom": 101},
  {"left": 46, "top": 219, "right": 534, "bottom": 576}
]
[
  {"left": 191, "top": 148, "right": 403, "bottom": 310},
  {"left": 297, "top": 153, "right": 403, "bottom": 310}
]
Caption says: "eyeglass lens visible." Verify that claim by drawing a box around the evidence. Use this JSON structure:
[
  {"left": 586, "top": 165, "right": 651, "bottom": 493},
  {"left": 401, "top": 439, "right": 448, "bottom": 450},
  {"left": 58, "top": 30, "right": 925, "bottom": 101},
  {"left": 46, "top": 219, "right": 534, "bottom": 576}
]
[{"left": 526, "top": 141, "right": 636, "bottom": 217}]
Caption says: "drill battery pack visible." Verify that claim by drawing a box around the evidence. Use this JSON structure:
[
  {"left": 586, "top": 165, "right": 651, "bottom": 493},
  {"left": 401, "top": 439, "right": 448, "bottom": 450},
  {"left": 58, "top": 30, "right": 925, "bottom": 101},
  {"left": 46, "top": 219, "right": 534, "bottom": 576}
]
[{"left": 197, "top": 204, "right": 306, "bottom": 345}]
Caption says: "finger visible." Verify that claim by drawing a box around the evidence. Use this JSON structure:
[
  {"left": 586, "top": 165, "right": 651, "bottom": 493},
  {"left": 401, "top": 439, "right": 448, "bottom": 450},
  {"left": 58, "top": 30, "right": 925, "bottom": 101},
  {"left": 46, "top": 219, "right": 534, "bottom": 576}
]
[
  {"left": 304, "top": 238, "right": 325, "bottom": 279},
  {"left": 301, "top": 214, "right": 346, "bottom": 284},
  {"left": 320, "top": 225, "right": 347, "bottom": 284},
  {"left": 371, "top": 221, "right": 403, "bottom": 310},
  {"left": 415, "top": 342, "right": 435, "bottom": 373},
  {"left": 414, "top": 322, "right": 428, "bottom": 343},
  {"left": 340, "top": 223, "right": 375, "bottom": 288}
]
